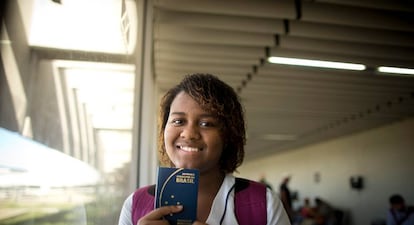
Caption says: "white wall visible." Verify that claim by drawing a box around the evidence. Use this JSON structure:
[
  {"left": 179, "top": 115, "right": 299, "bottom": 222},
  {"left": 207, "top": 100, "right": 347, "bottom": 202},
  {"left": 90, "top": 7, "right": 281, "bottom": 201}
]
[{"left": 239, "top": 117, "right": 414, "bottom": 225}]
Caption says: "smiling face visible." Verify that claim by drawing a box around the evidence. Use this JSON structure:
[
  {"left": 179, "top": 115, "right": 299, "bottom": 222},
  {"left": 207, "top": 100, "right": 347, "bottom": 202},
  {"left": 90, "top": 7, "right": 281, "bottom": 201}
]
[
  {"left": 158, "top": 74, "right": 245, "bottom": 174},
  {"left": 164, "top": 91, "right": 224, "bottom": 174}
]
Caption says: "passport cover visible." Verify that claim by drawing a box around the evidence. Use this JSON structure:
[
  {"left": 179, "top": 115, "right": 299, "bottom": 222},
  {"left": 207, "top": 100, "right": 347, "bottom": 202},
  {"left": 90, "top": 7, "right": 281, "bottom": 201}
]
[{"left": 155, "top": 167, "right": 199, "bottom": 225}]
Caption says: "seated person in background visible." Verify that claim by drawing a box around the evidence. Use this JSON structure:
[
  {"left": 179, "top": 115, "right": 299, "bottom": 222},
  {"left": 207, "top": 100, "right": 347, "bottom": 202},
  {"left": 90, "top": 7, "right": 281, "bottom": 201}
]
[
  {"left": 293, "top": 198, "right": 315, "bottom": 225},
  {"left": 300, "top": 198, "right": 315, "bottom": 219},
  {"left": 386, "top": 194, "right": 414, "bottom": 225},
  {"left": 313, "top": 197, "right": 335, "bottom": 225}
]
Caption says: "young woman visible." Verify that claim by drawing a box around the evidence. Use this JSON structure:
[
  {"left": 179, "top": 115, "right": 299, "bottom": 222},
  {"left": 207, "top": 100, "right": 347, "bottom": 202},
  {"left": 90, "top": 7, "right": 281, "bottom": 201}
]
[{"left": 118, "top": 73, "right": 291, "bottom": 225}]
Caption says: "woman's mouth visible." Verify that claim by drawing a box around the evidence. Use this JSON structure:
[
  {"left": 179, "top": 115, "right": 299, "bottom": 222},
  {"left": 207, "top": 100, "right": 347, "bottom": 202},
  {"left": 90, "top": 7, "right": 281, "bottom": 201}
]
[{"left": 178, "top": 145, "right": 202, "bottom": 152}]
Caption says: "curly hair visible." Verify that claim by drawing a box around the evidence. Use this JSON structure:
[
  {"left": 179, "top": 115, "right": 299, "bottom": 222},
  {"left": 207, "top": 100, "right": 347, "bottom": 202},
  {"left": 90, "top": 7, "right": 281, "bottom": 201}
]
[{"left": 158, "top": 73, "right": 245, "bottom": 173}]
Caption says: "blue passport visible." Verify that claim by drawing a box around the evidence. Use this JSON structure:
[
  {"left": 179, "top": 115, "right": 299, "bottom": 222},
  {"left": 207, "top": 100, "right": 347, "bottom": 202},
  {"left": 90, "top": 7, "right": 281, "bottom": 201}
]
[{"left": 155, "top": 167, "right": 199, "bottom": 225}]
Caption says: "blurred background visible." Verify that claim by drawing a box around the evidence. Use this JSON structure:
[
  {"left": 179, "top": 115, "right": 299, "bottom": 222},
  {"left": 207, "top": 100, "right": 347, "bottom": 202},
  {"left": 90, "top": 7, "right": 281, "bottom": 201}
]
[{"left": 1, "top": 0, "right": 413, "bottom": 225}]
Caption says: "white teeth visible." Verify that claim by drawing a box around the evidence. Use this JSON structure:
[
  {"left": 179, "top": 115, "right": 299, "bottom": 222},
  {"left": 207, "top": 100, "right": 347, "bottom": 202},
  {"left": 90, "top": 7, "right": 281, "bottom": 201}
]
[{"left": 180, "top": 146, "right": 200, "bottom": 152}]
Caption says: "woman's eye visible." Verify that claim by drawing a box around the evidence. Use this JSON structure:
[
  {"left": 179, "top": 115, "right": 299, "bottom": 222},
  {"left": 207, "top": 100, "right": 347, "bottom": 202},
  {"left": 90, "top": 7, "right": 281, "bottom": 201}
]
[
  {"left": 171, "top": 119, "right": 183, "bottom": 125},
  {"left": 200, "top": 121, "right": 213, "bottom": 127}
]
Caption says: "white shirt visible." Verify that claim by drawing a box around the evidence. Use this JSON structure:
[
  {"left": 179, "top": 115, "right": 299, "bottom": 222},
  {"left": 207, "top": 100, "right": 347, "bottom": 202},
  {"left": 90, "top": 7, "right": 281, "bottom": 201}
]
[{"left": 118, "top": 174, "right": 291, "bottom": 225}]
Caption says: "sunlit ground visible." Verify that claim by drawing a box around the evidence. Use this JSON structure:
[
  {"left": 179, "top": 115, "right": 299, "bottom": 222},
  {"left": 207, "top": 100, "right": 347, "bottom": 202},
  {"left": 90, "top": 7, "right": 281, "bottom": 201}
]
[
  {"left": 0, "top": 185, "right": 128, "bottom": 225},
  {"left": 1, "top": 187, "right": 93, "bottom": 224}
]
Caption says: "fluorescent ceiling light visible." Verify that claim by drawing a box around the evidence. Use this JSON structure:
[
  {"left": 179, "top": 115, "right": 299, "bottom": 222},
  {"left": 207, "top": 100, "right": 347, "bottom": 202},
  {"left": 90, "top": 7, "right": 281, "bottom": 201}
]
[
  {"left": 268, "top": 56, "right": 366, "bottom": 71},
  {"left": 377, "top": 66, "right": 414, "bottom": 75}
]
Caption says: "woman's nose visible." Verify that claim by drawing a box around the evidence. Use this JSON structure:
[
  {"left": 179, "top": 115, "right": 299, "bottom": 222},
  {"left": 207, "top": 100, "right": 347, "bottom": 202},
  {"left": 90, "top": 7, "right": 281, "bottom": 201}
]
[{"left": 180, "top": 123, "right": 201, "bottom": 140}]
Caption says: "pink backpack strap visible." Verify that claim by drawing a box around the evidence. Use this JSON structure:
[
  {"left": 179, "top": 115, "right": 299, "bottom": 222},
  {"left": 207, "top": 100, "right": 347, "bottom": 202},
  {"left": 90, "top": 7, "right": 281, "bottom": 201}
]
[
  {"left": 234, "top": 178, "right": 267, "bottom": 225},
  {"left": 132, "top": 185, "right": 155, "bottom": 225}
]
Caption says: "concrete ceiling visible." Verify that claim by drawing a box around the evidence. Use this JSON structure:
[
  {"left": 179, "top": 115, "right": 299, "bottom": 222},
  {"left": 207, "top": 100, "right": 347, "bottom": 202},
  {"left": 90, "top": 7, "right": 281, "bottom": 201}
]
[{"left": 150, "top": 0, "right": 414, "bottom": 159}]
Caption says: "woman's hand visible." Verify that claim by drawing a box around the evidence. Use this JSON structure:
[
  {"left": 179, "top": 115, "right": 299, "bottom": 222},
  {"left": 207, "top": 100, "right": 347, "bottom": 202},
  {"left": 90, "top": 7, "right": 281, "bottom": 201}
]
[{"left": 137, "top": 205, "right": 183, "bottom": 225}]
